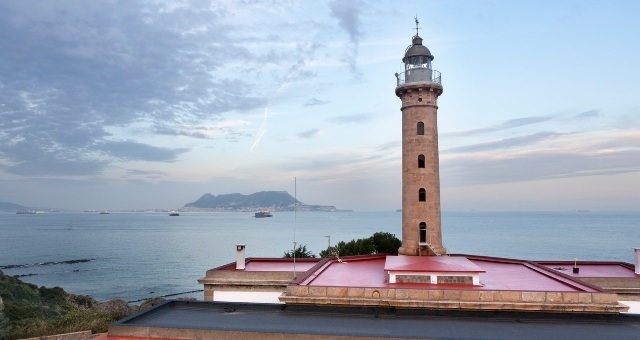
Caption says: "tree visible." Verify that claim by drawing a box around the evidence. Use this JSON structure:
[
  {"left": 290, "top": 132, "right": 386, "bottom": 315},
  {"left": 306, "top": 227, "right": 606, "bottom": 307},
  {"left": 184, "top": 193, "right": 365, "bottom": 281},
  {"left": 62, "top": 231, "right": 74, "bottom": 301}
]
[
  {"left": 319, "top": 232, "right": 401, "bottom": 257},
  {"left": 371, "top": 232, "right": 401, "bottom": 255},
  {"left": 283, "top": 244, "right": 316, "bottom": 258}
]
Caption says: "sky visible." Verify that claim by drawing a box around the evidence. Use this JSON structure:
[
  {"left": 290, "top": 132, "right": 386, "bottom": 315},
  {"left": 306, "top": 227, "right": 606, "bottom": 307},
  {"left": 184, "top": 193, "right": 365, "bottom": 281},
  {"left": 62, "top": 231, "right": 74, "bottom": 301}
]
[{"left": 0, "top": 0, "right": 639, "bottom": 212}]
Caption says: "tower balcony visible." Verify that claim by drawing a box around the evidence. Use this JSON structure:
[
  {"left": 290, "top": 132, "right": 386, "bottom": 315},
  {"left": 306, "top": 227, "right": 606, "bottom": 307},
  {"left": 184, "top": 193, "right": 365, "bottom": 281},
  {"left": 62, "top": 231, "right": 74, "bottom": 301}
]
[{"left": 395, "top": 68, "right": 441, "bottom": 87}]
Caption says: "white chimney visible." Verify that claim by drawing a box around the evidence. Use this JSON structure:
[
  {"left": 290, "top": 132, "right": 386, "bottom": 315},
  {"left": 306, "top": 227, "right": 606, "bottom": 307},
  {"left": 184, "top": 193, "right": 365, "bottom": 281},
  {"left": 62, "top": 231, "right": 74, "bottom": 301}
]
[
  {"left": 635, "top": 248, "right": 640, "bottom": 275},
  {"left": 236, "top": 244, "right": 246, "bottom": 270}
]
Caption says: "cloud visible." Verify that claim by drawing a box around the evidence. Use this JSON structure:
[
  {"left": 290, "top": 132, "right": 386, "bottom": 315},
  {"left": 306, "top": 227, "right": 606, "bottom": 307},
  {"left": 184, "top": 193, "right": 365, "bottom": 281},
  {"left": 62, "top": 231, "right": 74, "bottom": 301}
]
[
  {"left": 327, "top": 113, "right": 372, "bottom": 124},
  {"left": 445, "top": 132, "right": 564, "bottom": 153},
  {"left": 441, "top": 129, "right": 640, "bottom": 186},
  {"left": 297, "top": 129, "right": 322, "bottom": 139},
  {"left": 96, "top": 140, "right": 189, "bottom": 162},
  {"left": 126, "top": 169, "right": 168, "bottom": 179},
  {"left": 304, "top": 97, "right": 329, "bottom": 106},
  {"left": 574, "top": 109, "right": 599, "bottom": 119},
  {"left": 446, "top": 115, "right": 554, "bottom": 137},
  {"left": 0, "top": 1, "right": 280, "bottom": 178},
  {"left": 329, "top": 0, "right": 363, "bottom": 79}
]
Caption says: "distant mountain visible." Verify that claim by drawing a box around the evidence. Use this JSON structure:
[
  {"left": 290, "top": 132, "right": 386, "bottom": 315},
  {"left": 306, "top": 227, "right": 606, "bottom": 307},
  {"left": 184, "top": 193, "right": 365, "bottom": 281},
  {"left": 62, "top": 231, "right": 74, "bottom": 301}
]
[
  {"left": 183, "top": 191, "right": 339, "bottom": 212},
  {"left": 0, "top": 201, "right": 29, "bottom": 212}
]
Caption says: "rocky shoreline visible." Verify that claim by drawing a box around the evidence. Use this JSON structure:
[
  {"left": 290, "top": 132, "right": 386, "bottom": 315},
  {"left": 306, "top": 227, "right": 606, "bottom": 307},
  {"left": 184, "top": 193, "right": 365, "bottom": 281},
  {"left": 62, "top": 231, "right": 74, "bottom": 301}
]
[{"left": 0, "top": 270, "right": 190, "bottom": 339}]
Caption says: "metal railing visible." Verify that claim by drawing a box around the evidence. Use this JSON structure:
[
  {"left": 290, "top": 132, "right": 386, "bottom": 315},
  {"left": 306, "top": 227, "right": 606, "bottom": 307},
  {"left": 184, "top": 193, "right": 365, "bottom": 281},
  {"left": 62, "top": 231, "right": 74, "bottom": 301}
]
[{"left": 395, "top": 68, "right": 441, "bottom": 87}]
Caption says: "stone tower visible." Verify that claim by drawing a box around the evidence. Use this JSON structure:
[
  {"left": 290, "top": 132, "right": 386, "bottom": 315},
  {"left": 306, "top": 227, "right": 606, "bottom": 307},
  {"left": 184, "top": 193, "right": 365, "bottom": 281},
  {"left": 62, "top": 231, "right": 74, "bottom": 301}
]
[{"left": 395, "top": 22, "right": 446, "bottom": 256}]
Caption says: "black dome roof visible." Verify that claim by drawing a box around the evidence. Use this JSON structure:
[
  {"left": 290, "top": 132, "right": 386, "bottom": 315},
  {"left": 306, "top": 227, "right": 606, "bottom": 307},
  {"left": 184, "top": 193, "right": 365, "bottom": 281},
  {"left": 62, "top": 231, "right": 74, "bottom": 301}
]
[{"left": 403, "top": 35, "right": 434, "bottom": 62}]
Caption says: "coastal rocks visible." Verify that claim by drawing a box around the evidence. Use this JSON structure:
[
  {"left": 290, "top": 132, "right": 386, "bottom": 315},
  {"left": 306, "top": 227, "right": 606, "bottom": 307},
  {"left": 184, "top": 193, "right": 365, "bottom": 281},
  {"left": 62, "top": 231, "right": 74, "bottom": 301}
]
[
  {"left": 95, "top": 299, "right": 134, "bottom": 315},
  {"left": 138, "top": 297, "right": 167, "bottom": 311}
]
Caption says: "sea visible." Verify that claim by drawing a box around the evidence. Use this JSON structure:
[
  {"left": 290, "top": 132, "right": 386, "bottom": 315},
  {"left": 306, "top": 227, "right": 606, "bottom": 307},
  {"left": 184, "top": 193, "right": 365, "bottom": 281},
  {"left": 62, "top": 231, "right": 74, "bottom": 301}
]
[{"left": 1, "top": 211, "right": 638, "bottom": 303}]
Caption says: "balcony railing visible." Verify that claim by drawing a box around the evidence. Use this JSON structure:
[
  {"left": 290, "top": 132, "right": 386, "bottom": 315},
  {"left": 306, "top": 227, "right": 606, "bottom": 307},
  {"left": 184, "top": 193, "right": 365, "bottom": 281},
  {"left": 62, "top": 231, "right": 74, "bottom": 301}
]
[{"left": 395, "top": 68, "right": 441, "bottom": 87}]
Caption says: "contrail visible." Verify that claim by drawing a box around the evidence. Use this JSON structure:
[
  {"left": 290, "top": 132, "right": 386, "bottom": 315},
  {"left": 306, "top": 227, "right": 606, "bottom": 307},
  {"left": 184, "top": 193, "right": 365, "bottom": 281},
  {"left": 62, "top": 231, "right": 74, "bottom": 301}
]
[{"left": 249, "top": 81, "right": 292, "bottom": 153}]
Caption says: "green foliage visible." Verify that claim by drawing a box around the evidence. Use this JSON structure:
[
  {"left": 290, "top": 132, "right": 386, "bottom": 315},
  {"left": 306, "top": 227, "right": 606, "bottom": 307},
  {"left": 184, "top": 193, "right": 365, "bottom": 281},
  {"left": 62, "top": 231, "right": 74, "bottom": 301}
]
[
  {"left": 0, "top": 313, "right": 9, "bottom": 340},
  {"left": 0, "top": 271, "right": 127, "bottom": 340},
  {"left": 283, "top": 244, "right": 316, "bottom": 258},
  {"left": 319, "top": 232, "right": 401, "bottom": 257},
  {"left": 371, "top": 232, "right": 402, "bottom": 255}
]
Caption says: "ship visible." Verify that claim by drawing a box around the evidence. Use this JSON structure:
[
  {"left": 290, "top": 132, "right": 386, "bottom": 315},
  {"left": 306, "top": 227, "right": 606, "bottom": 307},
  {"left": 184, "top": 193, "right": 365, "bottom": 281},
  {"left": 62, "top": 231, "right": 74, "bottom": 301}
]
[
  {"left": 169, "top": 211, "right": 180, "bottom": 216},
  {"left": 254, "top": 210, "right": 273, "bottom": 218}
]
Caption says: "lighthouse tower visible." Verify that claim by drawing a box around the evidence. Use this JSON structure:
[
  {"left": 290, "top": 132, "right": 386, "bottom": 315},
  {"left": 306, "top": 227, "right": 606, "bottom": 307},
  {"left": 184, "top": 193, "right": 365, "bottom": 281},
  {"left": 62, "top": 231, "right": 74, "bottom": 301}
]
[{"left": 395, "top": 20, "right": 446, "bottom": 256}]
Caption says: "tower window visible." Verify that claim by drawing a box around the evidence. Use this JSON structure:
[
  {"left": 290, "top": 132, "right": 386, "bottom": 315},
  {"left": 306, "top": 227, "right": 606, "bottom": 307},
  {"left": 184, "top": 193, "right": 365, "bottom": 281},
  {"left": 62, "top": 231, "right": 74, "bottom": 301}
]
[
  {"left": 417, "top": 122, "right": 424, "bottom": 135},
  {"left": 419, "top": 223, "right": 427, "bottom": 244},
  {"left": 418, "top": 154, "right": 425, "bottom": 168},
  {"left": 419, "top": 188, "right": 426, "bottom": 202}
]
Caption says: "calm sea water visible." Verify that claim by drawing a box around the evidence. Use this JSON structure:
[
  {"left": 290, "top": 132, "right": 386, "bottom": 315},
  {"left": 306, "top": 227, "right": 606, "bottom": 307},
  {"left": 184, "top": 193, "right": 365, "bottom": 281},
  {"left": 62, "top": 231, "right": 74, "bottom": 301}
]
[{"left": 0, "top": 211, "right": 638, "bottom": 302}]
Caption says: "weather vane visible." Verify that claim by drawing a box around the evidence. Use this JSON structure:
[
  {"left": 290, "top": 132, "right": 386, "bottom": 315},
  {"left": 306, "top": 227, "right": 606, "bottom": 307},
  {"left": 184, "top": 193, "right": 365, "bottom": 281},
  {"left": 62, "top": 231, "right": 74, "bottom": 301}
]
[{"left": 414, "top": 15, "right": 421, "bottom": 36}]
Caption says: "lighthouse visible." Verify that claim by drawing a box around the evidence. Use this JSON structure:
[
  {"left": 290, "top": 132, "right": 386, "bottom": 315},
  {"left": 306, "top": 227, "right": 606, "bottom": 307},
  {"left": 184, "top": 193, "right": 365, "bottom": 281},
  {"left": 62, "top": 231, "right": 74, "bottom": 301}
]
[{"left": 395, "top": 19, "right": 446, "bottom": 256}]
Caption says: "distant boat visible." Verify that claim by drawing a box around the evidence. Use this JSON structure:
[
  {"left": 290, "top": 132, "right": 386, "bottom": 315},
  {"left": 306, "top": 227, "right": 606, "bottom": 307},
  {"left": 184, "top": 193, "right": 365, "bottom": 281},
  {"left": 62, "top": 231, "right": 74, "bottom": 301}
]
[
  {"left": 169, "top": 211, "right": 180, "bottom": 216},
  {"left": 254, "top": 210, "right": 273, "bottom": 218},
  {"left": 16, "top": 210, "right": 36, "bottom": 214},
  {"left": 99, "top": 211, "right": 110, "bottom": 214}
]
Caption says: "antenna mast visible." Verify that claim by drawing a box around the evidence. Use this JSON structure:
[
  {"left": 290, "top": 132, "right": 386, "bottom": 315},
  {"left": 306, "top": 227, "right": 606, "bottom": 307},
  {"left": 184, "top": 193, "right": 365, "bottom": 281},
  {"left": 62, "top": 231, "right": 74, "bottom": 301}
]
[{"left": 293, "top": 177, "right": 297, "bottom": 278}]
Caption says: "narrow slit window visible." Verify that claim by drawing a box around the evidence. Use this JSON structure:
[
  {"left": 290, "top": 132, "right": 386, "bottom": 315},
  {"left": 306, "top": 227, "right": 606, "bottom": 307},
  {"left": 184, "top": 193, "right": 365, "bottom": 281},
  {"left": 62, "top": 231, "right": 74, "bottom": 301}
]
[
  {"left": 419, "top": 188, "right": 426, "bottom": 202},
  {"left": 417, "top": 122, "right": 424, "bottom": 135},
  {"left": 418, "top": 154, "right": 425, "bottom": 168},
  {"left": 419, "top": 223, "right": 427, "bottom": 244}
]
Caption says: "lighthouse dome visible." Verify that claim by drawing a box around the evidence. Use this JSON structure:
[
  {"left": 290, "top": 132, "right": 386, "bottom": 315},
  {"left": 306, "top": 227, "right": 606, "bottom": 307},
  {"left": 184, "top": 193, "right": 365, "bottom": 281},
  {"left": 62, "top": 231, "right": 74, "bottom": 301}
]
[{"left": 402, "top": 35, "right": 434, "bottom": 63}]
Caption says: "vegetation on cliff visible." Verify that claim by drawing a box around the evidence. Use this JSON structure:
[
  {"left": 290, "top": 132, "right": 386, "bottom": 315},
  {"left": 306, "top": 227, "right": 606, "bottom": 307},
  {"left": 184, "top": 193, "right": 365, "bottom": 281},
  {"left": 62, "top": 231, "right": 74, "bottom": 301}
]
[{"left": 0, "top": 270, "right": 131, "bottom": 339}]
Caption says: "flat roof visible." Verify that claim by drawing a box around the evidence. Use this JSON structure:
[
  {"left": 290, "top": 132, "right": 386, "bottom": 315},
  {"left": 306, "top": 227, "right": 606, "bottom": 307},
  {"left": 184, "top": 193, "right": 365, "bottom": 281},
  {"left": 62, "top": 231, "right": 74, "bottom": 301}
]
[
  {"left": 384, "top": 255, "right": 485, "bottom": 273},
  {"left": 539, "top": 262, "right": 638, "bottom": 278},
  {"left": 243, "top": 259, "right": 319, "bottom": 272},
  {"left": 210, "top": 257, "right": 321, "bottom": 272},
  {"left": 299, "top": 255, "right": 600, "bottom": 292},
  {"left": 105, "top": 300, "right": 640, "bottom": 340}
]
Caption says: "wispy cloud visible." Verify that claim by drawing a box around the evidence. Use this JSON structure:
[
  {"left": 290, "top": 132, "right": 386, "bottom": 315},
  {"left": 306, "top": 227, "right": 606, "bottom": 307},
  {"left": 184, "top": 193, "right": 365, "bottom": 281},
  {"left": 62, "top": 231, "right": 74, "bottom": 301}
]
[
  {"left": 445, "top": 115, "right": 554, "bottom": 137},
  {"left": 327, "top": 113, "right": 372, "bottom": 124},
  {"left": 445, "top": 132, "right": 564, "bottom": 153},
  {"left": 442, "top": 129, "right": 640, "bottom": 186},
  {"left": 96, "top": 140, "right": 189, "bottom": 162},
  {"left": 304, "top": 97, "right": 329, "bottom": 106},
  {"left": 574, "top": 109, "right": 599, "bottom": 119},
  {"left": 297, "top": 129, "right": 322, "bottom": 139},
  {"left": 329, "top": 0, "right": 363, "bottom": 79}
]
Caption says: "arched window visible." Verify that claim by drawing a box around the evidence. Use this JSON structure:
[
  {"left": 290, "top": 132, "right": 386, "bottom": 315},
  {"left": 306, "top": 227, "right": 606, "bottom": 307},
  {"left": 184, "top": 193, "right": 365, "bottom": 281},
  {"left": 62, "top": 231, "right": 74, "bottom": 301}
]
[
  {"left": 419, "top": 188, "right": 426, "bottom": 202},
  {"left": 417, "top": 122, "right": 424, "bottom": 135},
  {"left": 419, "top": 223, "right": 427, "bottom": 244},
  {"left": 418, "top": 154, "right": 425, "bottom": 168}
]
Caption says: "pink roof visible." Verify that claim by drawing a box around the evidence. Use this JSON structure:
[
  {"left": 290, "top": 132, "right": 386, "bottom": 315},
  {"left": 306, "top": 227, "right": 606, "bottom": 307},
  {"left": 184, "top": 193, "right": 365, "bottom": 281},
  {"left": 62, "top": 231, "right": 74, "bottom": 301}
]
[
  {"left": 300, "top": 255, "right": 602, "bottom": 292},
  {"left": 243, "top": 258, "right": 319, "bottom": 272},
  {"left": 211, "top": 257, "right": 321, "bottom": 272},
  {"left": 539, "top": 262, "right": 638, "bottom": 278},
  {"left": 384, "top": 255, "right": 485, "bottom": 273}
]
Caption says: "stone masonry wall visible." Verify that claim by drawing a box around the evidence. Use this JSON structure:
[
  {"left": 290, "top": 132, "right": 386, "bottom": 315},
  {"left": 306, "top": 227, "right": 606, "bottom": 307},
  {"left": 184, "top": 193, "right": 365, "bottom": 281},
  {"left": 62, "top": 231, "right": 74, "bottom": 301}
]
[{"left": 280, "top": 286, "right": 627, "bottom": 314}]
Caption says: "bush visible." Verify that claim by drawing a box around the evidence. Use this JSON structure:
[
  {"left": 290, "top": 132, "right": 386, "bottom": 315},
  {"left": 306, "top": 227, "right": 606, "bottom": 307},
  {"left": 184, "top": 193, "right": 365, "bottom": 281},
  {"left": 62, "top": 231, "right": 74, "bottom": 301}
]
[
  {"left": 0, "top": 271, "right": 132, "bottom": 339},
  {"left": 319, "top": 232, "right": 401, "bottom": 257}
]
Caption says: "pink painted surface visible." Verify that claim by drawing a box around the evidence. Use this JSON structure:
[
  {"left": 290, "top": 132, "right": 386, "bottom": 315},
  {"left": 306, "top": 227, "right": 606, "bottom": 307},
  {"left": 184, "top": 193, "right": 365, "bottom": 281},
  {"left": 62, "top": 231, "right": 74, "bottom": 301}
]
[
  {"left": 384, "top": 255, "right": 485, "bottom": 273},
  {"left": 541, "top": 263, "right": 637, "bottom": 278},
  {"left": 302, "top": 257, "right": 388, "bottom": 287},
  {"left": 304, "top": 256, "right": 601, "bottom": 292},
  {"left": 469, "top": 259, "right": 596, "bottom": 292},
  {"left": 243, "top": 260, "right": 319, "bottom": 272}
]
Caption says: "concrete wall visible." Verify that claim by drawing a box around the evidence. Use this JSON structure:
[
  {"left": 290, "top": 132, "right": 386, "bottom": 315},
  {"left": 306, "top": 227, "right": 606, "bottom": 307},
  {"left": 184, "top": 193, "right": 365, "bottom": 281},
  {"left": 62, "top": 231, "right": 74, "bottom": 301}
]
[{"left": 280, "top": 286, "right": 628, "bottom": 314}]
